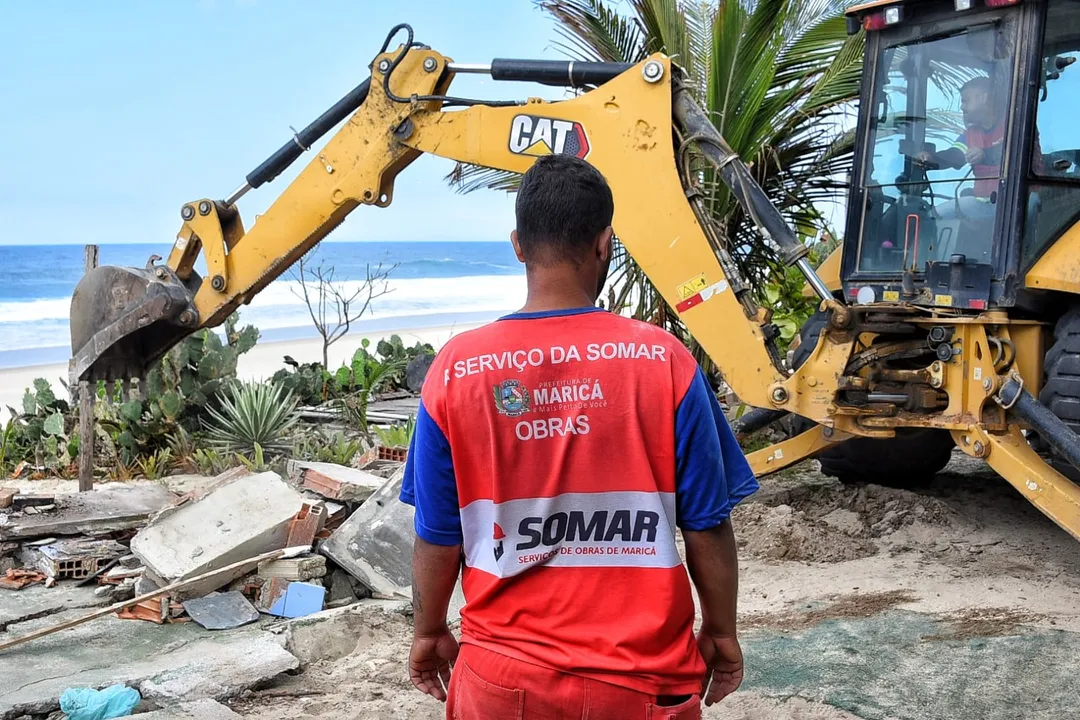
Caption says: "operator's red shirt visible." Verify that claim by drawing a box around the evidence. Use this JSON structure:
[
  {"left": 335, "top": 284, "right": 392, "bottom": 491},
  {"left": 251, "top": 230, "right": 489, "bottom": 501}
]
[
  {"left": 401, "top": 306, "right": 758, "bottom": 696},
  {"left": 953, "top": 121, "right": 1044, "bottom": 197}
]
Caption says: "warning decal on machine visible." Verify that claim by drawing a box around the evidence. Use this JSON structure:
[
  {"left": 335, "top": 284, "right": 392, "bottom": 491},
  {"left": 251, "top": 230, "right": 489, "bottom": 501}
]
[
  {"left": 675, "top": 280, "right": 729, "bottom": 313},
  {"left": 677, "top": 274, "right": 709, "bottom": 300}
]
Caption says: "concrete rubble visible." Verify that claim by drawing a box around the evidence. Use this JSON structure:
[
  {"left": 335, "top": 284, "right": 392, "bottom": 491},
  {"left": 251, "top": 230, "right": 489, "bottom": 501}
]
[
  {"left": 258, "top": 555, "right": 327, "bottom": 582},
  {"left": 182, "top": 591, "right": 260, "bottom": 631},
  {"left": 131, "top": 472, "right": 306, "bottom": 599},
  {"left": 289, "top": 461, "right": 385, "bottom": 503},
  {"left": 32, "top": 538, "right": 127, "bottom": 580},
  {"left": 0, "top": 485, "right": 173, "bottom": 541},
  {"left": 0, "top": 614, "right": 298, "bottom": 718},
  {"left": 0, "top": 446, "right": 416, "bottom": 717},
  {"left": 321, "top": 468, "right": 413, "bottom": 598}
]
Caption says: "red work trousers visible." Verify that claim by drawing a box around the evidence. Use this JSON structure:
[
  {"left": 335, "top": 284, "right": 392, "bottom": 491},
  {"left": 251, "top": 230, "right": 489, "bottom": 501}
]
[{"left": 446, "top": 644, "right": 701, "bottom": 720}]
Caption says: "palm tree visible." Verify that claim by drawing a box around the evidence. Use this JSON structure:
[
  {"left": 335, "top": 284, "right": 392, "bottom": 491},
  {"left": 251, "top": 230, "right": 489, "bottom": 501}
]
[{"left": 449, "top": 0, "right": 864, "bottom": 368}]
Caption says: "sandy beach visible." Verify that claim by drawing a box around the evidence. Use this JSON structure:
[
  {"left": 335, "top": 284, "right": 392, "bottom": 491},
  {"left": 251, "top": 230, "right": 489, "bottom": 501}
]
[{"left": 0, "top": 321, "right": 486, "bottom": 420}]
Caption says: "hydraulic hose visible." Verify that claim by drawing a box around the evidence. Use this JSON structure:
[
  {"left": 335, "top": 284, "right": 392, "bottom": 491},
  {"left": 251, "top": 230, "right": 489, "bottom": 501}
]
[
  {"left": 672, "top": 90, "right": 837, "bottom": 303},
  {"left": 996, "top": 373, "right": 1080, "bottom": 472}
]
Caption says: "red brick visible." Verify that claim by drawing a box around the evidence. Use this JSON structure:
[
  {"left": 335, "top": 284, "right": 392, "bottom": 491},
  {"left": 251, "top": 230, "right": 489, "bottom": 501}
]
[{"left": 285, "top": 503, "right": 325, "bottom": 549}]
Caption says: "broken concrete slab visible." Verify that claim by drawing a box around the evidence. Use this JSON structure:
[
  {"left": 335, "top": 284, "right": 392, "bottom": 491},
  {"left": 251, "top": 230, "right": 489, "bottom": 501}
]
[
  {"left": 320, "top": 468, "right": 412, "bottom": 598},
  {"left": 0, "top": 489, "right": 14, "bottom": 510},
  {"left": 135, "top": 574, "right": 161, "bottom": 596},
  {"left": 131, "top": 699, "right": 242, "bottom": 719},
  {"left": 105, "top": 565, "right": 145, "bottom": 582},
  {"left": 0, "top": 485, "right": 174, "bottom": 541},
  {"left": 131, "top": 472, "right": 305, "bottom": 599},
  {"left": 277, "top": 598, "right": 411, "bottom": 665},
  {"left": 182, "top": 592, "right": 260, "bottom": 631},
  {"left": 0, "top": 583, "right": 108, "bottom": 631},
  {"left": 290, "top": 461, "right": 384, "bottom": 502},
  {"left": 0, "top": 617, "right": 298, "bottom": 718}
]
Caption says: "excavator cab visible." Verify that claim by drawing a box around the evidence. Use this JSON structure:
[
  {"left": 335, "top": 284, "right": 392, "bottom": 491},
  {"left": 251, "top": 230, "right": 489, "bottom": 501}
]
[{"left": 842, "top": 0, "right": 1080, "bottom": 310}]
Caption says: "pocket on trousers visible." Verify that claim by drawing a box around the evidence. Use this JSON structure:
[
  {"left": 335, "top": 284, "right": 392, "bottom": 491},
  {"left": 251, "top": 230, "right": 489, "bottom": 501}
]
[
  {"left": 451, "top": 659, "right": 525, "bottom": 720},
  {"left": 645, "top": 693, "right": 701, "bottom": 720}
]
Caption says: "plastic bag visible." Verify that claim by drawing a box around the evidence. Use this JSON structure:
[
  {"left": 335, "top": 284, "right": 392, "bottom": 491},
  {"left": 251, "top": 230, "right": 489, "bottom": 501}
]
[{"left": 59, "top": 684, "right": 141, "bottom": 719}]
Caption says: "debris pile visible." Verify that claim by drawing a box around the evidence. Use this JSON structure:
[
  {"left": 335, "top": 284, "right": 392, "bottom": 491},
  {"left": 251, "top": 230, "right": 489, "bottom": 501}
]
[{"left": 0, "top": 447, "right": 417, "bottom": 717}]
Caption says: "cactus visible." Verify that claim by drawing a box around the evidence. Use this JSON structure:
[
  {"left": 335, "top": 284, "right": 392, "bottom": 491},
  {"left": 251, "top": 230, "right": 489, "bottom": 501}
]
[
  {"left": 7, "top": 379, "right": 76, "bottom": 473},
  {"left": 95, "top": 311, "right": 261, "bottom": 466}
]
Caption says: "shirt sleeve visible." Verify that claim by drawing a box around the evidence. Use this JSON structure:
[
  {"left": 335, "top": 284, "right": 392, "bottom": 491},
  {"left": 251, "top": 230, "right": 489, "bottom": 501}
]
[
  {"left": 673, "top": 368, "right": 759, "bottom": 531},
  {"left": 398, "top": 401, "right": 462, "bottom": 546},
  {"left": 951, "top": 132, "right": 968, "bottom": 152}
]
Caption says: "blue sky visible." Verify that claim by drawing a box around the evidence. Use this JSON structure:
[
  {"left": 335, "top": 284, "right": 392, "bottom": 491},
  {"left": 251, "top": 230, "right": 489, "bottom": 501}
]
[{"left": 0, "top": 1, "right": 565, "bottom": 245}]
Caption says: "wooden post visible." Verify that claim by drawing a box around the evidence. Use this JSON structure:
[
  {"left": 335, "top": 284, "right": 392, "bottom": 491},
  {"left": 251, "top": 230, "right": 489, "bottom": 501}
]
[{"left": 77, "top": 245, "right": 99, "bottom": 492}]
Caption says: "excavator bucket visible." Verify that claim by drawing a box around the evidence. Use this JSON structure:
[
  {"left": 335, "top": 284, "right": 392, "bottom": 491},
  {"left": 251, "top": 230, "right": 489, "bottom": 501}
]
[{"left": 69, "top": 263, "right": 198, "bottom": 383}]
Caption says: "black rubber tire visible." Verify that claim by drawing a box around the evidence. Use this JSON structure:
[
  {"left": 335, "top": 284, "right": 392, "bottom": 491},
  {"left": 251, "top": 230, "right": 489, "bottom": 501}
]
[
  {"left": 790, "top": 310, "right": 955, "bottom": 486},
  {"left": 814, "top": 427, "right": 956, "bottom": 485},
  {"left": 1037, "top": 307, "right": 1080, "bottom": 480}
]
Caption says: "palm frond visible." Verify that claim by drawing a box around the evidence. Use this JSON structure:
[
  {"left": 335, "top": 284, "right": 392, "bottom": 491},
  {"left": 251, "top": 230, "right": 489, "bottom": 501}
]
[{"left": 448, "top": 0, "right": 866, "bottom": 362}]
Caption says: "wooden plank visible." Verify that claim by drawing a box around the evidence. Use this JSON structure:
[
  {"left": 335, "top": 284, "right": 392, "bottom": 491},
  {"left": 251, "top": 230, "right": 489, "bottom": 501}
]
[{"left": 78, "top": 244, "right": 99, "bottom": 493}]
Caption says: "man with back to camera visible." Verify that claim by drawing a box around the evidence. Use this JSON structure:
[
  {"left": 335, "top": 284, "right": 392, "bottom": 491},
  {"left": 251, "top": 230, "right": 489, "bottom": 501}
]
[{"left": 400, "top": 153, "right": 759, "bottom": 719}]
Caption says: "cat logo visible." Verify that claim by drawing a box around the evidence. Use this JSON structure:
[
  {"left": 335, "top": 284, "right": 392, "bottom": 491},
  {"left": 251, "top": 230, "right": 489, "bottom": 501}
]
[{"left": 508, "top": 115, "right": 591, "bottom": 159}]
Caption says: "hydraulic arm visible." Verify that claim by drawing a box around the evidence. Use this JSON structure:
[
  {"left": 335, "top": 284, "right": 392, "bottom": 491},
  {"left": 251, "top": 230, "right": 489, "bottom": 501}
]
[
  {"left": 69, "top": 25, "right": 838, "bottom": 412},
  {"left": 68, "top": 23, "right": 1080, "bottom": 542}
]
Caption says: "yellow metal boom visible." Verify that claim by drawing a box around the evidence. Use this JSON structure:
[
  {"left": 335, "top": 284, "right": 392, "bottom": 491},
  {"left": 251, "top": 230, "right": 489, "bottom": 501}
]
[{"left": 67, "top": 27, "right": 1080, "bottom": 543}]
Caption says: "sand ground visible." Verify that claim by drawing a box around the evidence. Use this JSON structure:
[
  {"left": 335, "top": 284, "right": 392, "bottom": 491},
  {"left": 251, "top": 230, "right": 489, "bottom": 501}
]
[{"left": 230, "top": 452, "right": 1080, "bottom": 720}]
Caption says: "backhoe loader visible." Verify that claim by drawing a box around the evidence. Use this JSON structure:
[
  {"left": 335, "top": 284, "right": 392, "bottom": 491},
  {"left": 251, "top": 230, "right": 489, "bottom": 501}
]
[{"left": 70, "top": 3, "right": 1080, "bottom": 542}]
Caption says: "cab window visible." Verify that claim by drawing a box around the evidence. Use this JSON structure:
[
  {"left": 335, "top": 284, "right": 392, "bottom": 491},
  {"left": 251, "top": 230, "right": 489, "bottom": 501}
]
[
  {"left": 1023, "top": 0, "right": 1080, "bottom": 267},
  {"left": 859, "top": 18, "right": 1018, "bottom": 273}
]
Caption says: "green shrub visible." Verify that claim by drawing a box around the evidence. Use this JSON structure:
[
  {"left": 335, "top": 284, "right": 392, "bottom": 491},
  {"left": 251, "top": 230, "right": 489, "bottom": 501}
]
[
  {"left": 376, "top": 335, "right": 434, "bottom": 390},
  {"left": 272, "top": 334, "right": 431, "bottom": 408},
  {"left": 374, "top": 415, "right": 416, "bottom": 449},
  {"left": 137, "top": 448, "right": 174, "bottom": 480},
  {"left": 4, "top": 379, "right": 78, "bottom": 474},
  {"left": 293, "top": 429, "right": 366, "bottom": 466},
  {"left": 203, "top": 381, "right": 299, "bottom": 459},
  {"left": 191, "top": 447, "right": 232, "bottom": 476}
]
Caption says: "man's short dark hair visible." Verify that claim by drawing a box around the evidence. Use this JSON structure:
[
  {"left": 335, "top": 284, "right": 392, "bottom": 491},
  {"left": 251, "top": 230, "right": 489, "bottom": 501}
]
[
  {"left": 962, "top": 75, "right": 992, "bottom": 97},
  {"left": 515, "top": 154, "right": 614, "bottom": 266}
]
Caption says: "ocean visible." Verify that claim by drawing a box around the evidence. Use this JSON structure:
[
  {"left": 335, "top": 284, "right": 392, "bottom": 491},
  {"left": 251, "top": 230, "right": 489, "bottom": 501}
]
[{"left": 0, "top": 241, "right": 526, "bottom": 369}]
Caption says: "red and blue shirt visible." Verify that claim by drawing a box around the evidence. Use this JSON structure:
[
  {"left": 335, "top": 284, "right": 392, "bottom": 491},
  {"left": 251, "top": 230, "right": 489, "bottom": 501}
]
[
  {"left": 400, "top": 306, "right": 758, "bottom": 695},
  {"left": 952, "top": 122, "right": 1044, "bottom": 197}
]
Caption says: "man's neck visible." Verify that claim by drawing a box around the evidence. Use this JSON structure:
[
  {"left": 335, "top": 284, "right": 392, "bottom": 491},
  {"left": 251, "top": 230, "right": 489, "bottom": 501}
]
[{"left": 518, "top": 266, "right": 596, "bottom": 314}]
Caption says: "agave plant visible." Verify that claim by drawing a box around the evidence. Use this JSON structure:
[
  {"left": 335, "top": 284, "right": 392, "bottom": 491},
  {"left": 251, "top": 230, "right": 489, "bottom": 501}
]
[
  {"left": 203, "top": 381, "right": 300, "bottom": 460},
  {"left": 449, "top": 0, "right": 864, "bottom": 360}
]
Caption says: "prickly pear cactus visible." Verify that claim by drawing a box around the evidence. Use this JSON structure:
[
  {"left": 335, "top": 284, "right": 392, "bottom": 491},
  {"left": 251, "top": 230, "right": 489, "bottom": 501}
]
[{"left": 98, "top": 312, "right": 261, "bottom": 462}]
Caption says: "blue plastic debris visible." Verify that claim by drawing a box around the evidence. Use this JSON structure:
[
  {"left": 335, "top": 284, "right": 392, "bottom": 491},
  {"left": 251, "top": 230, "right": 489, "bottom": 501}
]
[
  {"left": 266, "top": 581, "right": 325, "bottom": 618},
  {"left": 59, "top": 684, "right": 141, "bottom": 719}
]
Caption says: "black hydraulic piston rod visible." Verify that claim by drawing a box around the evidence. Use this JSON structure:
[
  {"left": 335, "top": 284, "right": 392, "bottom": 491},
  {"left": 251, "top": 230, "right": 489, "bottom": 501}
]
[{"left": 996, "top": 373, "right": 1080, "bottom": 472}]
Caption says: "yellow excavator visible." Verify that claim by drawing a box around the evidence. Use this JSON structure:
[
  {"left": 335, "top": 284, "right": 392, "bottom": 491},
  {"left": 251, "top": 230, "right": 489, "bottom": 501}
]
[{"left": 70, "top": 2, "right": 1080, "bottom": 541}]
